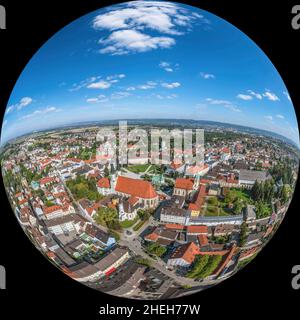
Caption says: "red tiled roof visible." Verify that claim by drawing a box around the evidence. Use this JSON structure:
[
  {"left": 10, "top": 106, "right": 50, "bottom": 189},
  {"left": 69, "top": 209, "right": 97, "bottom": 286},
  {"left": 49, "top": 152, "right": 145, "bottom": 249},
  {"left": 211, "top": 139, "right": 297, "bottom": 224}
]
[
  {"left": 67, "top": 158, "right": 82, "bottom": 163},
  {"left": 170, "top": 161, "right": 184, "bottom": 170},
  {"left": 187, "top": 225, "right": 208, "bottom": 234},
  {"left": 188, "top": 185, "right": 206, "bottom": 210},
  {"left": 200, "top": 179, "right": 211, "bottom": 184},
  {"left": 145, "top": 232, "right": 159, "bottom": 241},
  {"left": 165, "top": 224, "right": 185, "bottom": 230},
  {"left": 170, "top": 242, "right": 200, "bottom": 264},
  {"left": 214, "top": 245, "right": 236, "bottom": 276},
  {"left": 221, "top": 147, "right": 230, "bottom": 154},
  {"left": 198, "top": 234, "right": 209, "bottom": 247},
  {"left": 186, "top": 164, "right": 209, "bottom": 175},
  {"left": 19, "top": 198, "right": 28, "bottom": 205},
  {"left": 174, "top": 178, "right": 194, "bottom": 190},
  {"left": 128, "top": 196, "right": 139, "bottom": 206},
  {"left": 97, "top": 177, "right": 110, "bottom": 189},
  {"left": 43, "top": 205, "right": 62, "bottom": 215},
  {"left": 40, "top": 177, "right": 56, "bottom": 185},
  {"left": 188, "top": 203, "right": 200, "bottom": 210},
  {"left": 115, "top": 176, "right": 157, "bottom": 199}
]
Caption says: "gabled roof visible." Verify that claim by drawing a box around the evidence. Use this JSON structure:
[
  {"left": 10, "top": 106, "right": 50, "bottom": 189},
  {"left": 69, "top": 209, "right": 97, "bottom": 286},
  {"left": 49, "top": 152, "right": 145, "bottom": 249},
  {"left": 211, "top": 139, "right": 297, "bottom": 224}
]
[
  {"left": 187, "top": 225, "right": 208, "bottom": 234},
  {"left": 40, "top": 177, "right": 56, "bottom": 185},
  {"left": 169, "top": 242, "right": 200, "bottom": 264},
  {"left": 174, "top": 178, "right": 194, "bottom": 190},
  {"left": 115, "top": 176, "right": 157, "bottom": 199},
  {"left": 43, "top": 205, "right": 62, "bottom": 215},
  {"left": 97, "top": 177, "right": 110, "bottom": 189}
]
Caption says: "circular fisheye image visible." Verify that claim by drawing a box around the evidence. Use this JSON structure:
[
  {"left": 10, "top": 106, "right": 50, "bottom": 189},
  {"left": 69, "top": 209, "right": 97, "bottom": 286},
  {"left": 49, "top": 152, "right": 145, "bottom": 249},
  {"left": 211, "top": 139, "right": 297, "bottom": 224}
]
[{"left": 1, "top": 1, "right": 299, "bottom": 299}]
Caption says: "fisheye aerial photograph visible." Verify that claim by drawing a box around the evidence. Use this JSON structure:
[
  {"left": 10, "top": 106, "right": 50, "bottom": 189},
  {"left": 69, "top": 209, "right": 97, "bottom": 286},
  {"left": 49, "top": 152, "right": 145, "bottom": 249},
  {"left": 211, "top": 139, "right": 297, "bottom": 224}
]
[{"left": 0, "top": 0, "right": 299, "bottom": 299}]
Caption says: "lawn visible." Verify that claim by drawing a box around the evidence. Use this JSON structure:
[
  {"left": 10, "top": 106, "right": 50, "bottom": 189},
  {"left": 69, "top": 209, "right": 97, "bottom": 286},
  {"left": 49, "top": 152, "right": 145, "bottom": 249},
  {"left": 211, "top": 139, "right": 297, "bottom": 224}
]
[
  {"left": 203, "top": 206, "right": 230, "bottom": 217},
  {"left": 119, "top": 216, "right": 139, "bottom": 228},
  {"left": 230, "top": 188, "right": 251, "bottom": 202},
  {"left": 127, "top": 164, "right": 152, "bottom": 173}
]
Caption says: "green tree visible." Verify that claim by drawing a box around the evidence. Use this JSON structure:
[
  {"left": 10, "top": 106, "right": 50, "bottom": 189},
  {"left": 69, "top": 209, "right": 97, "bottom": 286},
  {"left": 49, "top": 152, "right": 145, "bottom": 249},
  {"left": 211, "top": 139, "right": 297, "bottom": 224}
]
[{"left": 239, "top": 222, "right": 248, "bottom": 247}]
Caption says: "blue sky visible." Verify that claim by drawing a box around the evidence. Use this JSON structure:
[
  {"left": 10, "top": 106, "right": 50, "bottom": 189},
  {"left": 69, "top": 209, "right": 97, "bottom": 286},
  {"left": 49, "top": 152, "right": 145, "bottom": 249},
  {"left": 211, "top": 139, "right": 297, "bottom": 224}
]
[{"left": 1, "top": 0, "right": 299, "bottom": 145}]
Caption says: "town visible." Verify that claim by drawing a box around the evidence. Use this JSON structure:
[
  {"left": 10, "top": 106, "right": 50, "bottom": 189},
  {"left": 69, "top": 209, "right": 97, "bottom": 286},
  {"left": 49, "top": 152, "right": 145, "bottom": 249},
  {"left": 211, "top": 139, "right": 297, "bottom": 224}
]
[{"left": 1, "top": 121, "right": 299, "bottom": 299}]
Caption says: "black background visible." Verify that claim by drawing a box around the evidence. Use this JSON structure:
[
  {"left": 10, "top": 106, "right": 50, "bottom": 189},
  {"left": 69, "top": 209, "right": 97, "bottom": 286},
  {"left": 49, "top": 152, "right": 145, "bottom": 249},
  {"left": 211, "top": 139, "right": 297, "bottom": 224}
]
[{"left": 0, "top": 0, "right": 299, "bottom": 317}]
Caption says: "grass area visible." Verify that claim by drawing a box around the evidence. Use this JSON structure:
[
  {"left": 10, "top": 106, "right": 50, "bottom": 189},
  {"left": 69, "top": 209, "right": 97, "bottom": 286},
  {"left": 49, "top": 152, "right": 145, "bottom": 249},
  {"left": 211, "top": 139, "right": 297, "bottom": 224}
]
[
  {"left": 146, "top": 242, "right": 167, "bottom": 257},
  {"left": 109, "top": 230, "right": 121, "bottom": 242},
  {"left": 135, "top": 257, "right": 152, "bottom": 267},
  {"left": 119, "top": 216, "right": 139, "bottom": 229},
  {"left": 187, "top": 254, "right": 223, "bottom": 279},
  {"left": 230, "top": 188, "right": 251, "bottom": 202},
  {"left": 133, "top": 220, "right": 146, "bottom": 231},
  {"left": 127, "top": 164, "right": 151, "bottom": 173},
  {"left": 204, "top": 206, "right": 219, "bottom": 216},
  {"left": 204, "top": 205, "right": 230, "bottom": 217}
]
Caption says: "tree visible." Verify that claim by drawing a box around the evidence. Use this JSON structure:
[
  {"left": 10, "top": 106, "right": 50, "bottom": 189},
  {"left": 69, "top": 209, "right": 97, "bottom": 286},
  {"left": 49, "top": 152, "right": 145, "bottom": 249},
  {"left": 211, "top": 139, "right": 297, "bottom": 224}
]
[
  {"left": 233, "top": 200, "right": 243, "bottom": 215},
  {"left": 251, "top": 180, "right": 261, "bottom": 201},
  {"left": 255, "top": 201, "right": 272, "bottom": 219},
  {"left": 208, "top": 196, "right": 218, "bottom": 206},
  {"left": 94, "top": 207, "right": 119, "bottom": 229},
  {"left": 239, "top": 222, "right": 248, "bottom": 247},
  {"left": 137, "top": 209, "right": 151, "bottom": 221},
  {"left": 45, "top": 200, "right": 55, "bottom": 207},
  {"left": 104, "top": 166, "right": 110, "bottom": 177},
  {"left": 147, "top": 242, "right": 167, "bottom": 257},
  {"left": 280, "top": 184, "right": 292, "bottom": 203}
]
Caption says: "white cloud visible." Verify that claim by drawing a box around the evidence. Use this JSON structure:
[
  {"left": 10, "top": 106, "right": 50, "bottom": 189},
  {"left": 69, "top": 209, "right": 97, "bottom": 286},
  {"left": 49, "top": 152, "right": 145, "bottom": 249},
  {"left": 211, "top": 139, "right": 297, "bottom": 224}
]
[
  {"left": 5, "top": 105, "right": 14, "bottom": 114},
  {"left": 6, "top": 96, "right": 33, "bottom": 113},
  {"left": 71, "top": 74, "right": 125, "bottom": 91},
  {"left": 154, "top": 93, "right": 177, "bottom": 99},
  {"left": 161, "top": 81, "right": 181, "bottom": 89},
  {"left": 283, "top": 91, "right": 291, "bottom": 101},
  {"left": 86, "top": 95, "right": 108, "bottom": 103},
  {"left": 93, "top": 1, "right": 207, "bottom": 55},
  {"left": 111, "top": 91, "right": 132, "bottom": 99},
  {"left": 206, "top": 98, "right": 231, "bottom": 105},
  {"left": 138, "top": 81, "right": 157, "bottom": 90},
  {"left": 200, "top": 72, "right": 215, "bottom": 80},
  {"left": 69, "top": 76, "right": 99, "bottom": 91},
  {"left": 21, "top": 107, "right": 61, "bottom": 119},
  {"left": 276, "top": 114, "right": 285, "bottom": 119},
  {"left": 237, "top": 94, "right": 253, "bottom": 101},
  {"left": 99, "top": 29, "right": 175, "bottom": 55},
  {"left": 246, "top": 89, "right": 279, "bottom": 101},
  {"left": 87, "top": 80, "right": 112, "bottom": 89},
  {"left": 263, "top": 90, "right": 280, "bottom": 101},
  {"left": 159, "top": 61, "right": 177, "bottom": 72},
  {"left": 106, "top": 73, "right": 126, "bottom": 80},
  {"left": 18, "top": 97, "right": 33, "bottom": 109},
  {"left": 247, "top": 90, "right": 262, "bottom": 100},
  {"left": 126, "top": 86, "right": 136, "bottom": 91},
  {"left": 224, "top": 105, "right": 241, "bottom": 112},
  {"left": 264, "top": 115, "right": 273, "bottom": 121},
  {"left": 86, "top": 98, "right": 100, "bottom": 103},
  {"left": 206, "top": 98, "right": 241, "bottom": 112}
]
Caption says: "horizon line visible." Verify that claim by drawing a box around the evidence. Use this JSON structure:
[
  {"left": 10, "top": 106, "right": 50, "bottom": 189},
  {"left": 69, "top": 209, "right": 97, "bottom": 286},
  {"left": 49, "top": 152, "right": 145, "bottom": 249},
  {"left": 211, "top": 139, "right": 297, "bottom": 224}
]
[{"left": 1, "top": 117, "right": 299, "bottom": 149}]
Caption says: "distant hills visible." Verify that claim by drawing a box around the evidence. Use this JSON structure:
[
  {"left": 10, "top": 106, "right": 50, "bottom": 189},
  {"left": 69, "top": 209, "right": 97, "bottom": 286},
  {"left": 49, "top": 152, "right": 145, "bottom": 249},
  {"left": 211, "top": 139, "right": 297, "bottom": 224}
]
[{"left": 2, "top": 118, "right": 299, "bottom": 151}]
